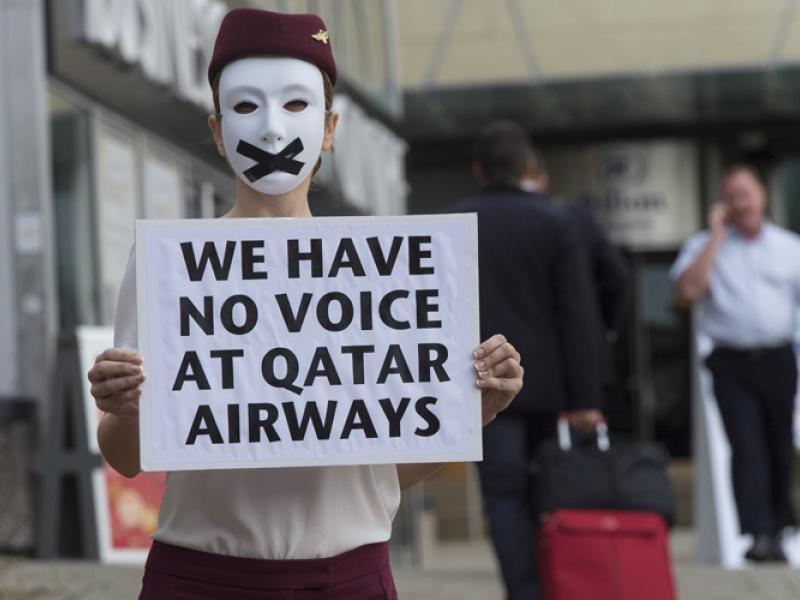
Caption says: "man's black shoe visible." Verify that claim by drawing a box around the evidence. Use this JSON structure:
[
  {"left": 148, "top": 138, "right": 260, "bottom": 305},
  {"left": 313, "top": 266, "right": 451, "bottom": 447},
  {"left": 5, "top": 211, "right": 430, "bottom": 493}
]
[
  {"left": 745, "top": 534, "right": 788, "bottom": 563},
  {"left": 769, "top": 536, "right": 788, "bottom": 563},
  {"left": 745, "top": 534, "right": 774, "bottom": 562}
]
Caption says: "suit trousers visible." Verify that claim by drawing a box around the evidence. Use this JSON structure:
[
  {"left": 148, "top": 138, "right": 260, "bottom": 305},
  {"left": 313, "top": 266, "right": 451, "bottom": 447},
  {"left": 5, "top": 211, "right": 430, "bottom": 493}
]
[
  {"left": 705, "top": 344, "right": 797, "bottom": 535},
  {"left": 476, "top": 412, "right": 557, "bottom": 600}
]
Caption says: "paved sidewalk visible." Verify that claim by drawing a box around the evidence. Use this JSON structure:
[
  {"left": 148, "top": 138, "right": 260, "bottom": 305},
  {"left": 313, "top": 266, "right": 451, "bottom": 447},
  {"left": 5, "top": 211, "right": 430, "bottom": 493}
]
[
  {"left": 394, "top": 532, "right": 800, "bottom": 600},
  {"left": 2, "top": 531, "right": 800, "bottom": 599}
]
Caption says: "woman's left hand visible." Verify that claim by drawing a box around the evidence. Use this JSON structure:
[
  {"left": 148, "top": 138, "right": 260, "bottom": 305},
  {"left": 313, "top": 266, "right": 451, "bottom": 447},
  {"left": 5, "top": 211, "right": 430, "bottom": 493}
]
[{"left": 474, "top": 334, "right": 523, "bottom": 426}]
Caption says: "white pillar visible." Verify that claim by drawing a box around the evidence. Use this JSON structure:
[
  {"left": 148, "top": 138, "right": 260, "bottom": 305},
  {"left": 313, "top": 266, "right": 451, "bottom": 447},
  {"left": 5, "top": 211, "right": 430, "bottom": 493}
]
[{"left": 0, "top": 0, "right": 58, "bottom": 419}]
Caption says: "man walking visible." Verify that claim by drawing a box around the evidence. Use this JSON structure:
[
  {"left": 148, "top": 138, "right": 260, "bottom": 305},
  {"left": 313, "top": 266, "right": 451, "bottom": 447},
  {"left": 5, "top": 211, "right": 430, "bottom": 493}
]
[
  {"left": 521, "top": 149, "right": 630, "bottom": 387},
  {"left": 449, "top": 120, "right": 603, "bottom": 599},
  {"left": 671, "top": 164, "right": 800, "bottom": 562}
]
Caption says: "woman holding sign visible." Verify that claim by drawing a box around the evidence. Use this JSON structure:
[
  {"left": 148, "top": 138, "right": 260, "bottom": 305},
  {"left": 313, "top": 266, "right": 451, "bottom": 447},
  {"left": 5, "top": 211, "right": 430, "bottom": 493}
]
[{"left": 87, "top": 8, "right": 522, "bottom": 599}]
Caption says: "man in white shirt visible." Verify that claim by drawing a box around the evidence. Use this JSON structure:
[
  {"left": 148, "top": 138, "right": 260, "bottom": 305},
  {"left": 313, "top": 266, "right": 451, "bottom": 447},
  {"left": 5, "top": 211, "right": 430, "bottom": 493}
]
[{"left": 671, "top": 164, "right": 800, "bottom": 562}]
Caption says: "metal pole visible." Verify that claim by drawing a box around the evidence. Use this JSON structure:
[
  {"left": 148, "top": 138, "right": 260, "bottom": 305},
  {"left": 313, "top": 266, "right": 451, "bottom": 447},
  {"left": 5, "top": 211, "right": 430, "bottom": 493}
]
[
  {"left": 504, "top": 0, "right": 541, "bottom": 83},
  {"left": 631, "top": 253, "right": 655, "bottom": 442},
  {"left": 768, "top": 0, "right": 799, "bottom": 67},
  {"left": 421, "top": 0, "right": 464, "bottom": 89},
  {"left": 380, "top": 0, "right": 402, "bottom": 116}
]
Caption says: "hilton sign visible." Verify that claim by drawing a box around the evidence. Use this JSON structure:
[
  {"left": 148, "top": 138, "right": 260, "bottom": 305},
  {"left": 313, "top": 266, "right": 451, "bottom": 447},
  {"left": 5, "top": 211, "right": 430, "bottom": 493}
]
[{"left": 81, "top": 0, "right": 227, "bottom": 111}]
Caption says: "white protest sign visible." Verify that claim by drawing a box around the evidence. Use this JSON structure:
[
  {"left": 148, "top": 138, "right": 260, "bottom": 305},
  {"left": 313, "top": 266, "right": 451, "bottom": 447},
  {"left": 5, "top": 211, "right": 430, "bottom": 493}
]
[{"left": 136, "top": 214, "right": 481, "bottom": 471}]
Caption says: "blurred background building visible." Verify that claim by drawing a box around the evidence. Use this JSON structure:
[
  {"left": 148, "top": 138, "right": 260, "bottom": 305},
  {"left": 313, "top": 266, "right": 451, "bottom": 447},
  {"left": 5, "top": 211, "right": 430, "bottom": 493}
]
[
  {"left": 1, "top": 0, "right": 409, "bottom": 555},
  {"left": 5, "top": 0, "right": 800, "bottom": 555},
  {"left": 400, "top": 0, "right": 800, "bottom": 465}
]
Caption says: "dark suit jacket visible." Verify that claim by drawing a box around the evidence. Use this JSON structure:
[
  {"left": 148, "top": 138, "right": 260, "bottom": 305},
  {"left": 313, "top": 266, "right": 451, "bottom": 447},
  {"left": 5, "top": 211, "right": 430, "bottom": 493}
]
[
  {"left": 555, "top": 199, "right": 630, "bottom": 384},
  {"left": 562, "top": 200, "right": 629, "bottom": 336},
  {"left": 449, "top": 185, "right": 602, "bottom": 415}
]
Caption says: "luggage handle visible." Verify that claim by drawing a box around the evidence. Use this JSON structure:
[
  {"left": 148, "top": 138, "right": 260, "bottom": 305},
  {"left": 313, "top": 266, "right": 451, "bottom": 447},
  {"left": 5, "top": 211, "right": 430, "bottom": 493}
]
[{"left": 557, "top": 415, "right": 610, "bottom": 452}]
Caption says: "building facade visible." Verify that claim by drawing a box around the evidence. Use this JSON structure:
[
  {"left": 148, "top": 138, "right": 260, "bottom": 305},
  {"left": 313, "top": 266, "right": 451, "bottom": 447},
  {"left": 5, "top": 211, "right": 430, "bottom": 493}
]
[
  {"left": 0, "top": 0, "right": 410, "bottom": 554},
  {"left": 397, "top": 0, "right": 800, "bottom": 459}
]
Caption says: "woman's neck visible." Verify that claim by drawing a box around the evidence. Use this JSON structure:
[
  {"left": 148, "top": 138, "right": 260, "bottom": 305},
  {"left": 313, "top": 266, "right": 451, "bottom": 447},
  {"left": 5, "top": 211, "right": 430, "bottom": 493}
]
[{"left": 223, "top": 178, "right": 313, "bottom": 219}]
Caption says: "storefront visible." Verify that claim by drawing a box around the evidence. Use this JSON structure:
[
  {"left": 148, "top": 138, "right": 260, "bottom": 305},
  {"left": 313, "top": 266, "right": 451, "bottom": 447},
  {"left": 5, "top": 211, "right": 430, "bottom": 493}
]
[{"left": 0, "top": 0, "right": 411, "bottom": 557}]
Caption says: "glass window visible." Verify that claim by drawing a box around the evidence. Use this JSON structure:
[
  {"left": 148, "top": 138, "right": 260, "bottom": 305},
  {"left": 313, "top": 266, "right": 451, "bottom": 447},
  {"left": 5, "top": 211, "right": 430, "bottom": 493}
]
[
  {"left": 50, "top": 90, "right": 98, "bottom": 328},
  {"left": 777, "top": 159, "right": 800, "bottom": 235},
  {"left": 612, "top": 252, "right": 691, "bottom": 457}
]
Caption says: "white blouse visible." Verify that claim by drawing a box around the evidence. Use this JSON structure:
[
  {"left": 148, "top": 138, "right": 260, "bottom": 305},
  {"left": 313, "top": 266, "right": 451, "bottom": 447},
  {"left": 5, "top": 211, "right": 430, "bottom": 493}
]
[{"left": 113, "top": 248, "right": 400, "bottom": 559}]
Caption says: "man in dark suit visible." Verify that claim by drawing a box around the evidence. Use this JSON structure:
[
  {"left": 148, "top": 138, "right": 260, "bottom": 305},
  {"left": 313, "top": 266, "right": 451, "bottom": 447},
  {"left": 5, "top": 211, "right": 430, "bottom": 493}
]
[
  {"left": 448, "top": 120, "right": 603, "bottom": 600},
  {"left": 521, "top": 152, "right": 630, "bottom": 387}
]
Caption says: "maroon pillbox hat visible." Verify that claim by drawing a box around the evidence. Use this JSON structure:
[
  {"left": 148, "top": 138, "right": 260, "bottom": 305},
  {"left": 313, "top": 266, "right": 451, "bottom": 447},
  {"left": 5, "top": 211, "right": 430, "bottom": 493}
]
[{"left": 208, "top": 8, "right": 337, "bottom": 87}]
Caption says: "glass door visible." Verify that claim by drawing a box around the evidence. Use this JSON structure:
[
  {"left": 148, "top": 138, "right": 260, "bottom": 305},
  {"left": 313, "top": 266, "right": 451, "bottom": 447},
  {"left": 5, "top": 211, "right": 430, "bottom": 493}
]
[{"left": 606, "top": 250, "right": 692, "bottom": 458}]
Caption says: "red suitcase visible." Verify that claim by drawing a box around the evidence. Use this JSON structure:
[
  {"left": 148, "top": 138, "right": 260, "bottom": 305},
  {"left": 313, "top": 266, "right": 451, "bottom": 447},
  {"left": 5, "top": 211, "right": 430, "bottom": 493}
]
[{"left": 538, "top": 509, "right": 676, "bottom": 600}]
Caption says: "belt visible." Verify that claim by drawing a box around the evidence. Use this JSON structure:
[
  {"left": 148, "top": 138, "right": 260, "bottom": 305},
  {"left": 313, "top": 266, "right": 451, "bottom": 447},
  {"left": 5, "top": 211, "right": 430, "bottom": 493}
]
[
  {"left": 713, "top": 343, "right": 793, "bottom": 359},
  {"left": 145, "top": 540, "right": 391, "bottom": 590}
]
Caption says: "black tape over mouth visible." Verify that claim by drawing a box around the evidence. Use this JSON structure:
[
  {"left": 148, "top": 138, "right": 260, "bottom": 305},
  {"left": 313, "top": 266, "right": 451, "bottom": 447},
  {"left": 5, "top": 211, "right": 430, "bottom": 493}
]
[{"left": 237, "top": 138, "right": 305, "bottom": 182}]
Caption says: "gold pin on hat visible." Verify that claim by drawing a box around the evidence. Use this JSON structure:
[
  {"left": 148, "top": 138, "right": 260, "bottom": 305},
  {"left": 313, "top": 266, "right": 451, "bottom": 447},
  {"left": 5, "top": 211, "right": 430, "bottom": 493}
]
[{"left": 311, "top": 29, "right": 329, "bottom": 44}]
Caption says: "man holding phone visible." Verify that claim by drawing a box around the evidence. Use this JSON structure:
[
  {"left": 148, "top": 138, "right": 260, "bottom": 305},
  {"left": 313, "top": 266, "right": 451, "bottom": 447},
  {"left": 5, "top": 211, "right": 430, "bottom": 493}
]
[{"left": 671, "top": 164, "right": 800, "bottom": 562}]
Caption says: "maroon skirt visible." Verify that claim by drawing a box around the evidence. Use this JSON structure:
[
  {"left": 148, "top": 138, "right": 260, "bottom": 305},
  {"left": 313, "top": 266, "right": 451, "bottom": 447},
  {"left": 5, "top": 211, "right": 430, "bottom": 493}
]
[{"left": 138, "top": 540, "right": 398, "bottom": 599}]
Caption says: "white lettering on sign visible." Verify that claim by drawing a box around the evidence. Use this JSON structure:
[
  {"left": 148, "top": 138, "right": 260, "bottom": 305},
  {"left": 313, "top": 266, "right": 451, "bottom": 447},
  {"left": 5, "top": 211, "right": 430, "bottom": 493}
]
[{"left": 82, "top": 0, "right": 226, "bottom": 111}]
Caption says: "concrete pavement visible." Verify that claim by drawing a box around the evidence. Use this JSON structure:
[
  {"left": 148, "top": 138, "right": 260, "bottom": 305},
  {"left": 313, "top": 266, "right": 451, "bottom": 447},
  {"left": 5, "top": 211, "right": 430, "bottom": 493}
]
[{"left": 2, "top": 530, "right": 800, "bottom": 599}]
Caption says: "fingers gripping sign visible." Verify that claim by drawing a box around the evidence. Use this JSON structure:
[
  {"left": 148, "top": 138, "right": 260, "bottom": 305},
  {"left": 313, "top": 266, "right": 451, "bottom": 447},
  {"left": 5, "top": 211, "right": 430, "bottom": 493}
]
[
  {"left": 89, "top": 348, "right": 146, "bottom": 418},
  {"left": 473, "top": 334, "right": 523, "bottom": 426}
]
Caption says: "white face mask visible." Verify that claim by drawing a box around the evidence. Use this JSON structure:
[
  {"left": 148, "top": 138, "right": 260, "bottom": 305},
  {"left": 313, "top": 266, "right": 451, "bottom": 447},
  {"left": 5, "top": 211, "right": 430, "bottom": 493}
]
[{"left": 218, "top": 57, "right": 326, "bottom": 196}]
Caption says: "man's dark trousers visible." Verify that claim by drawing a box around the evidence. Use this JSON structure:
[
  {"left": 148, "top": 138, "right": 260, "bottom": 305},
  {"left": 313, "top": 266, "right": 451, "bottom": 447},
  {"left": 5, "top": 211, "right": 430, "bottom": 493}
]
[
  {"left": 477, "top": 413, "right": 557, "bottom": 600},
  {"left": 705, "top": 345, "right": 797, "bottom": 535}
]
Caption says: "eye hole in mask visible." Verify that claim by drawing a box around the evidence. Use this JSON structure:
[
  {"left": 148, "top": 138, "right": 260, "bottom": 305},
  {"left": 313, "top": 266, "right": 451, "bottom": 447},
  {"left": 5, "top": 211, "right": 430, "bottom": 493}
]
[
  {"left": 234, "top": 101, "right": 257, "bottom": 114},
  {"left": 284, "top": 99, "right": 308, "bottom": 113},
  {"left": 232, "top": 100, "right": 308, "bottom": 114}
]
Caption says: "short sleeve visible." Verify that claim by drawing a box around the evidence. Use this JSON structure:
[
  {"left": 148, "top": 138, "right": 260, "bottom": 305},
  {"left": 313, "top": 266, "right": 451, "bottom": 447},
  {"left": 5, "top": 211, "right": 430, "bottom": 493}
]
[
  {"left": 669, "top": 231, "right": 710, "bottom": 282},
  {"left": 113, "top": 245, "right": 138, "bottom": 351},
  {"left": 788, "top": 232, "right": 800, "bottom": 303}
]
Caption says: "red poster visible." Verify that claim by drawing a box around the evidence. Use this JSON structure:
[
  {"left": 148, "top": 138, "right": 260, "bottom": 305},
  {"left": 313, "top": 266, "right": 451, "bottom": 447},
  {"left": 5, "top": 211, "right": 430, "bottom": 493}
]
[
  {"left": 93, "top": 462, "right": 167, "bottom": 563},
  {"left": 104, "top": 465, "right": 166, "bottom": 550}
]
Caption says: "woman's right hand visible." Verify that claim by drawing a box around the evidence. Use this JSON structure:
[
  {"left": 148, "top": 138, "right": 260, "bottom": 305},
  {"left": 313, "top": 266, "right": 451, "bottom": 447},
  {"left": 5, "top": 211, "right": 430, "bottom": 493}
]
[{"left": 88, "top": 348, "right": 145, "bottom": 417}]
